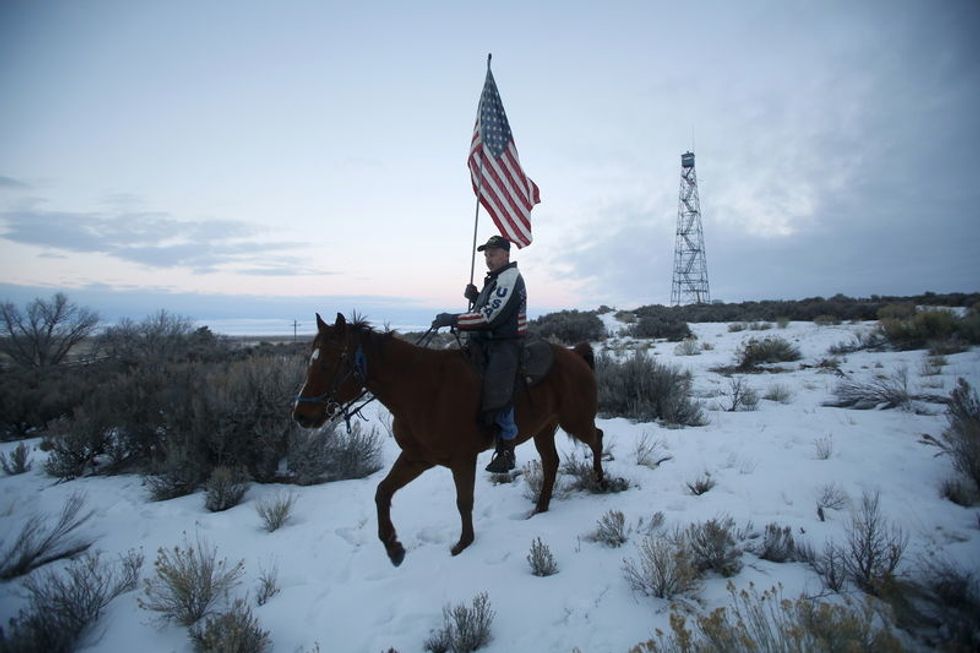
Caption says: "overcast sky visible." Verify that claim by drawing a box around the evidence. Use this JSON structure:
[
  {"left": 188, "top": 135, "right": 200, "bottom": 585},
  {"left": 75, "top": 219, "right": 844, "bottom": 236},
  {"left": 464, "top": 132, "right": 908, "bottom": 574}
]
[{"left": 1, "top": 0, "right": 978, "bottom": 328}]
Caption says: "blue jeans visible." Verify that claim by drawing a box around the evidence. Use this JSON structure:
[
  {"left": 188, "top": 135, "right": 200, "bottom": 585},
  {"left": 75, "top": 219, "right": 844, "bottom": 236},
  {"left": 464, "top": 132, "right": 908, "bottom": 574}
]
[{"left": 494, "top": 406, "right": 517, "bottom": 441}]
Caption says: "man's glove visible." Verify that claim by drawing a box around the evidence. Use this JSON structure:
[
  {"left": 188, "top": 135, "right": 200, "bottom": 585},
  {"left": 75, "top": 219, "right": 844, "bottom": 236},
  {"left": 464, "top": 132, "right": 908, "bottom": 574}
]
[
  {"left": 463, "top": 284, "right": 479, "bottom": 302},
  {"left": 431, "top": 312, "right": 458, "bottom": 329}
]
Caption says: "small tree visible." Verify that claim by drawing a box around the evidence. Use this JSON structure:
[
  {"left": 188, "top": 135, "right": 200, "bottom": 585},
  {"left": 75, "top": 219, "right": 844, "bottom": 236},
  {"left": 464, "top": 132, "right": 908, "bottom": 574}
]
[{"left": 0, "top": 293, "right": 99, "bottom": 368}]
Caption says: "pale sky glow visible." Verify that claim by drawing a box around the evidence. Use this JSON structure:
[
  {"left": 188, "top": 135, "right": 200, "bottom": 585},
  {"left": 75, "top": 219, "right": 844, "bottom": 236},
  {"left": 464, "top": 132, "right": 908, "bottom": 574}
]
[{"left": 2, "top": 0, "right": 978, "bottom": 329}]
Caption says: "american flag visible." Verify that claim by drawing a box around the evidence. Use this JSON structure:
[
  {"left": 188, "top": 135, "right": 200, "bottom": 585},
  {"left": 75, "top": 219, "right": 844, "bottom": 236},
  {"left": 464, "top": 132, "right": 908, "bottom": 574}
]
[{"left": 467, "top": 66, "right": 540, "bottom": 248}]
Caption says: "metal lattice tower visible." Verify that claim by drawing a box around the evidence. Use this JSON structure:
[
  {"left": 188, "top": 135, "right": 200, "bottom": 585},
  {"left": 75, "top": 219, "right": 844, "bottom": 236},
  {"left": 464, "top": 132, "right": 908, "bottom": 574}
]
[{"left": 671, "top": 151, "right": 710, "bottom": 305}]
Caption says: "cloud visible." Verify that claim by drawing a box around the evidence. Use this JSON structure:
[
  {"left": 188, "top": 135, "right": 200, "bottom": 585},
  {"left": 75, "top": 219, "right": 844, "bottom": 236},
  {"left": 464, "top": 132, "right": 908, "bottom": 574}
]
[
  {"left": 0, "top": 175, "right": 29, "bottom": 190},
  {"left": 0, "top": 208, "right": 318, "bottom": 273},
  {"left": 0, "top": 282, "right": 441, "bottom": 329}
]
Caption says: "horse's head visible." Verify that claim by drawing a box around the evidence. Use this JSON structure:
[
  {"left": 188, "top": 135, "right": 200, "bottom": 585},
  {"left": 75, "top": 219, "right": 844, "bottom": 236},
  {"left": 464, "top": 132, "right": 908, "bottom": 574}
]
[{"left": 292, "top": 312, "right": 367, "bottom": 429}]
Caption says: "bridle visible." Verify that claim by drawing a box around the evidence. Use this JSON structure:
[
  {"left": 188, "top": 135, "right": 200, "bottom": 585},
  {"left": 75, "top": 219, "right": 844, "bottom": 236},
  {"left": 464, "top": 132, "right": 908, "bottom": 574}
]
[
  {"left": 294, "top": 335, "right": 372, "bottom": 432},
  {"left": 294, "top": 326, "right": 438, "bottom": 432}
]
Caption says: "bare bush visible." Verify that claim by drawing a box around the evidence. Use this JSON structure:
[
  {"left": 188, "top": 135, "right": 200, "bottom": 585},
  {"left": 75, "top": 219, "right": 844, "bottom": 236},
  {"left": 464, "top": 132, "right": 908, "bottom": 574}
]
[
  {"left": 0, "top": 441, "right": 32, "bottom": 475},
  {"left": 828, "top": 329, "right": 889, "bottom": 354},
  {"left": 634, "top": 433, "right": 672, "bottom": 469},
  {"left": 204, "top": 466, "right": 250, "bottom": 512},
  {"left": 623, "top": 535, "right": 701, "bottom": 600},
  {"left": 845, "top": 491, "right": 907, "bottom": 594},
  {"left": 735, "top": 336, "right": 801, "bottom": 370},
  {"left": 920, "top": 354, "right": 945, "bottom": 377},
  {"left": 1, "top": 550, "right": 143, "bottom": 653},
  {"left": 526, "top": 538, "right": 558, "bottom": 577},
  {"left": 629, "top": 316, "right": 691, "bottom": 341},
  {"left": 561, "top": 450, "right": 629, "bottom": 494},
  {"left": 826, "top": 367, "right": 913, "bottom": 410},
  {"left": 814, "top": 434, "right": 834, "bottom": 460},
  {"left": 424, "top": 592, "right": 495, "bottom": 653},
  {"left": 684, "top": 517, "right": 743, "bottom": 577},
  {"left": 686, "top": 472, "right": 716, "bottom": 496},
  {"left": 632, "top": 582, "right": 903, "bottom": 652},
  {"left": 0, "top": 492, "right": 94, "bottom": 580},
  {"left": 139, "top": 534, "right": 245, "bottom": 626},
  {"left": 921, "top": 378, "right": 980, "bottom": 494},
  {"left": 908, "top": 556, "right": 980, "bottom": 651},
  {"left": 673, "top": 338, "right": 700, "bottom": 356},
  {"left": 753, "top": 523, "right": 801, "bottom": 563},
  {"left": 817, "top": 483, "right": 849, "bottom": 512},
  {"left": 596, "top": 351, "right": 705, "bottom": 426},
  {"left": 802, "top": 541, "right": 849, "bottom": 592},
  {"left": 146, "top": 436, "right": 210, "bottom": 502},
  {"left": 880, "top": 309, "right": 960, "bottom": 350},
  {"left": 590, "top": 510, "right": 628, "bottom": 547},
  {"left": 723, "top": 377, "right": 759, "bottom": 412},
  {"left": 190, "top": 598, "right": 270, "bottom": 653},
  {"left": 287, "top": 423, "right": 384, "bottom": 485},
  {"left": 255, "top": 563, "right": 281, "bottom": 606},
  {"left": 763, "top": 383, "right": 793, "bottom": 404},
  {"left": 256, "top": 492, "right": 297, "bottom": 532}
]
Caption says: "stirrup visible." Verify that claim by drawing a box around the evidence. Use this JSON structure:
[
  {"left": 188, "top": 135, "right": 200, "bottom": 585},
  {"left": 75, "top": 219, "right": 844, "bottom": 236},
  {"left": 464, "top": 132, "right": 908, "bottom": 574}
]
[{"left": 485, "top": 445, "right": 515, "bottom": 473}]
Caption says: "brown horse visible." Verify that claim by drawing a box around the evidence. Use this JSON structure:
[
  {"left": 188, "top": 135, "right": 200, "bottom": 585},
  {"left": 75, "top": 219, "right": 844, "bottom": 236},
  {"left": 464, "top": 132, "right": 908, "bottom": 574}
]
[{"left": 292, "top": 313, "right": 604, "bottom": 566}]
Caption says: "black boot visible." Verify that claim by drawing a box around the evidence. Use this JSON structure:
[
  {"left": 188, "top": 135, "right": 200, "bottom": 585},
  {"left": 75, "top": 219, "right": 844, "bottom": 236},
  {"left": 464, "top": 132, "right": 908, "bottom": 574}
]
[{"left": 485, "top": 439, "right": 516, "bottom": 473}]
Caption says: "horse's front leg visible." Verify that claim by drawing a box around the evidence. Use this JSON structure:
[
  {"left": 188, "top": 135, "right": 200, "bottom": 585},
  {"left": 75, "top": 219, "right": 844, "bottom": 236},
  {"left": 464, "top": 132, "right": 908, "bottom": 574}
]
[
  {"left": 375, "top": 452, "right": 432, "bottom": 566},
  {"left": 449, "top": 456, "right": 477, "bottom": 556}
]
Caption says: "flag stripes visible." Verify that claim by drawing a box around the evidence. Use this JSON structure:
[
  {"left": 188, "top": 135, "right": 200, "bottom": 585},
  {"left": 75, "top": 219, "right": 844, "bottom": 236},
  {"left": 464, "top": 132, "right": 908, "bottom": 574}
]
[{"left": 467, "top": 67, "right": 539, "bottom": 249}]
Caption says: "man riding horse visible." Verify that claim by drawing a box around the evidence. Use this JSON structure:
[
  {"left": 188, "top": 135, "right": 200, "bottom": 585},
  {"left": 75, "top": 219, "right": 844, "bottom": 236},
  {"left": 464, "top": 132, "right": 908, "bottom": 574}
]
[{"left": 431, "top": 234, "right": 525, "bottom": 473}]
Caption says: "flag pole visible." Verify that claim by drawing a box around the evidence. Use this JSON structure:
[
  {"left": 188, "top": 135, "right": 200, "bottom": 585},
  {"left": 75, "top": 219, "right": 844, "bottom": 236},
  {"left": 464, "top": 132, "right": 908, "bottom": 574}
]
[{"left": 467, "top": 53, "right": 492, "bottom": 306}]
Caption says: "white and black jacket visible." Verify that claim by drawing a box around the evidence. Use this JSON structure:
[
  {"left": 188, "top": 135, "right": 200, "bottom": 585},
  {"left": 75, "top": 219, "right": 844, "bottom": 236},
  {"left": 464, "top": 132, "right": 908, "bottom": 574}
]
[{"left": 457, "top": 262, "right": 527, "bottom": 339}]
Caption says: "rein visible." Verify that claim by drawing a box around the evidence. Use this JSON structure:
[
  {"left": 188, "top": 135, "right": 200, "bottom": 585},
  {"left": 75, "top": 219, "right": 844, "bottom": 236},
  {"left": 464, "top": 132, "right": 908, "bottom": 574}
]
[{"left": 296, "top": 326, "right": 439, "bottom": 433}]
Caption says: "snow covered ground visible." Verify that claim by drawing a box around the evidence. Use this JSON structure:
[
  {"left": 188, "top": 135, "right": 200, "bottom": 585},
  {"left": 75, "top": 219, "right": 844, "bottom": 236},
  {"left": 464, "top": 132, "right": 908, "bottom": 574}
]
[{"left": 1, "top": 318, "right": 978, "bottom": 652}]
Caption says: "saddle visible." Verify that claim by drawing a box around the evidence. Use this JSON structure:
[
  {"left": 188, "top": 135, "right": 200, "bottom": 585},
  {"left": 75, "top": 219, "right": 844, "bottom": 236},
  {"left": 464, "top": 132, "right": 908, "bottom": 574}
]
[
  {"left": 462, "top": 337, "right": 555, "bottom": 387},
  {"left": 520, "top": 337, "right": 555, "bottom": 387}
]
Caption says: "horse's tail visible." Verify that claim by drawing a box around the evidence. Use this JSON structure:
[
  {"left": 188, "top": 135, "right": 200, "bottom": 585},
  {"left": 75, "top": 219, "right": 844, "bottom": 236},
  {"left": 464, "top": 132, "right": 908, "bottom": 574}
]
[{"left": 572, "top": 342, "right": 595, "bottom": 370}]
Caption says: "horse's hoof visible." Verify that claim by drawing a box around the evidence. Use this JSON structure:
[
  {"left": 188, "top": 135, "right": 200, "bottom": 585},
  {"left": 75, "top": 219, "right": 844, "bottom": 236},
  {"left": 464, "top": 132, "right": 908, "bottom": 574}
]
[
  {"left": 387, "top": 543, "right": 405, "bottom": 567},
  {"left": 528, "top": 505, "right": 549, "bottom": 518},
  {"left": 450, "top": 539, "right": 473, "bottom": 556}
]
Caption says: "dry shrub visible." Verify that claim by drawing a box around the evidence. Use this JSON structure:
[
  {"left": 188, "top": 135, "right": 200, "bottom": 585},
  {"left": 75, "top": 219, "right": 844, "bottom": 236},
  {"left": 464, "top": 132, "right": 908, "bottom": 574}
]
[
  {"left": 204, "top": 466, "right": 250, "bottom": 512},
  {"left": 287, "top": 423, "right": 384, "bottom": 485},
  {"left": 561, "top": 450, "right": 629, "bottom": 494},
  {"left": 256, "top": 492, "right": 297, "bottom": 532},
  {"left": 827, "top": 367, "right": 913, "bottom": 410},
  {"left": 1, "top": 550, "right": 143, "bottom": 653},
  {"left": 880, "top": 309, "right": 960, "bottom": 350},
  {"left": 686, "top": 472, "right": 716, "bottom": 496},
  {"left": 763, "top": 384, "right": 793, "bottom": 404},
  {"left": 684, "top": 517, "right": 743, "bottom": 577},
  {"left": 0, "top": 492, "right": 94, "bottom": 580},
  {"left": 255, "top": 563, "right": 281, "bottom": 606},
  {"left": 921, "top": 378, "right": 980, "bottom": 496},
  {"left": 723, "top": 377, "right": 759, "bottom": 412},
  {"left": 753, "top": 523, "right": 802, "bottom": 563},
  {"left": 735, "top": 336, "right": 801, "bottom": 370},
  {"left": 424, "top": 592, "right": 495, "bottom": 653},
  {"left": 526, "top": 538, "right": 558, "bottom": 577},
  {"left": 631, "top": 582, "right": 903, "bottom": 652},
  {"left": 846, "top": 491, "right": 907, "bottom": 595},
  {"left": 139, "top": 533, "right": 245, "bottom": 626},
  {"left": 623, "top": 534, "right": 701, "bottom": 600},
  {"left": 590, "top": 510, "right": 628, "bottom": 547},
  {"left": 596, "top": 351, "right": 705, "bottom": 426},
  {"left": 634, "top": 433, "right": 672, "bottom": 469},
  {"left": 0, "top": 442, "right": 32, "bottom": 475},
  {"left": 190, "top": 598, "right": 270, "bottom": 653}
]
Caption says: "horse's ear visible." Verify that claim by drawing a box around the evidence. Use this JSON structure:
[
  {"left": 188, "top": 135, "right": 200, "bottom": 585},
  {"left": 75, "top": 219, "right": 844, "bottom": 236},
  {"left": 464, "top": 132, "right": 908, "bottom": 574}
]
[
  {"left": 335, "top": 313, "right": 347, "bottom": 328},
  {"left": 316, "top": 313, "right": 327, "bottom": 331}
]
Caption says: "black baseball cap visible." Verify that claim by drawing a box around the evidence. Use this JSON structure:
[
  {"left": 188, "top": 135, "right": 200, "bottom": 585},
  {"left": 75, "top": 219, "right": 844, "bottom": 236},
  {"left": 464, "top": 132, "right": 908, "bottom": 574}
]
[{"left": 477, "top": 235, "right": 511, "bottom": 252}]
